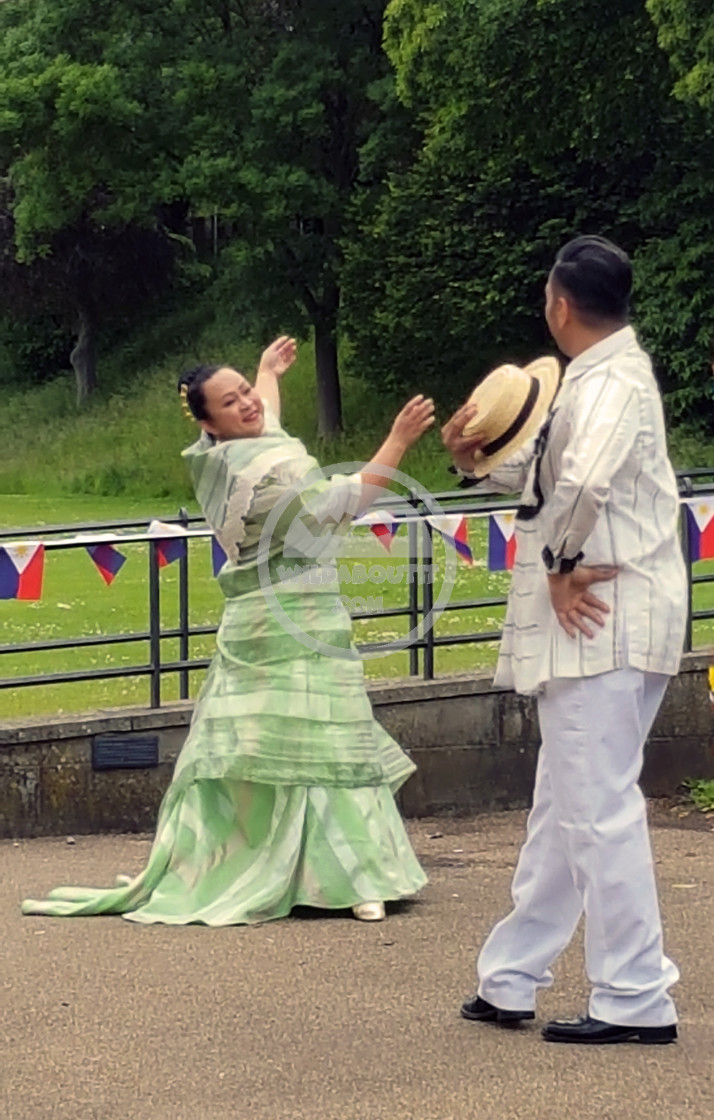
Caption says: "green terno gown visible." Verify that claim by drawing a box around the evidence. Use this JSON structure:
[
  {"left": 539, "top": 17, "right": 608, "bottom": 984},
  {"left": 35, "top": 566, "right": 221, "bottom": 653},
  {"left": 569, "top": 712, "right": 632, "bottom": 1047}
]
[{"left": 22, "top": 409, "right": 426, "bottom": 925}]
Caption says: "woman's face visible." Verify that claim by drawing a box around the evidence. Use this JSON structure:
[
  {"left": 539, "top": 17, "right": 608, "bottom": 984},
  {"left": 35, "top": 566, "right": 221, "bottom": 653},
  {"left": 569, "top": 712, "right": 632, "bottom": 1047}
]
[{"left": 200, "top": 367, "right": 265, "bottom": 440}]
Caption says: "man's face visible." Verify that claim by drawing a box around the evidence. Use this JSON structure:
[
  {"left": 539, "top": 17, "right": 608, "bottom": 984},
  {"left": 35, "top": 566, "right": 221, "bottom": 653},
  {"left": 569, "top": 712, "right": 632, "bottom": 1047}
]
[{"left": 544, "top": 274, "right": 570, "bottom": 353}]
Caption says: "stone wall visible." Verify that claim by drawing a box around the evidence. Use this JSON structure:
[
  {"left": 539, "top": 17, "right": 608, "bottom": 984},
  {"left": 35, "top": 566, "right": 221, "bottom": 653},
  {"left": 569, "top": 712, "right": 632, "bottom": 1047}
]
[{"left": 2, "top": 653, "right": 713, "bottom": 838}]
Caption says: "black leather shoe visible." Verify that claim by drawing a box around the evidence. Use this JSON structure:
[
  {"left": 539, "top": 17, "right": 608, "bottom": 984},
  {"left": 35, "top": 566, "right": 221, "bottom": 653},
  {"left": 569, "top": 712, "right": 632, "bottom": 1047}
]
[
  {"left": 542, "top": 1015, "right": 677, "bottom": 1045},
  {"left": 461, "top": 995, "right": 535, "bottom": 1024}
]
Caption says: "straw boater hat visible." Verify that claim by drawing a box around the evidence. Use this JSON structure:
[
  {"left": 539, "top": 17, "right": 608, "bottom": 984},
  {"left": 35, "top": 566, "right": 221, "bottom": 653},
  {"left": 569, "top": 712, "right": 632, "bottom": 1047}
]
[{"left": 462, "top": 356, "right": 561, "bottom": 478}]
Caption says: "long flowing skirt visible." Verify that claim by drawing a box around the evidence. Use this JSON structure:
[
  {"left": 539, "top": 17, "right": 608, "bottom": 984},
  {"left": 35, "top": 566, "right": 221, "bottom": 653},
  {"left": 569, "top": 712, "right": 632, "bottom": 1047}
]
[{"left": 22, "top": 580, "right": 426, "bottom": 924}]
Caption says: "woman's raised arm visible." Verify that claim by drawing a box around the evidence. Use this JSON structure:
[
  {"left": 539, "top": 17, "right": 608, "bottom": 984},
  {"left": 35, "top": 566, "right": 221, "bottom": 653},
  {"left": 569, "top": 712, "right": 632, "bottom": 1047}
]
[{"left": 255, "top": 336, "right": 297, "bottom": 420}]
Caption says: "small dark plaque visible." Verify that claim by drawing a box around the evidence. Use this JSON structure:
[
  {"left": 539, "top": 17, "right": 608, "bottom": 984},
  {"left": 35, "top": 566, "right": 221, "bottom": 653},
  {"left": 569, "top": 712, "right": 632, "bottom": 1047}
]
[{"left": 92, "top": 735, "right": 159, "bottom": 771}]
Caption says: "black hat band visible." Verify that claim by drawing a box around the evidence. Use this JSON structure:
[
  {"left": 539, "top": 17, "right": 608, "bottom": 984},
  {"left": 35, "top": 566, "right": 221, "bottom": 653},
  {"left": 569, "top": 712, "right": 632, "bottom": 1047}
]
[{"left": 482, "top": 377, "right": 540, "bottom": 458}]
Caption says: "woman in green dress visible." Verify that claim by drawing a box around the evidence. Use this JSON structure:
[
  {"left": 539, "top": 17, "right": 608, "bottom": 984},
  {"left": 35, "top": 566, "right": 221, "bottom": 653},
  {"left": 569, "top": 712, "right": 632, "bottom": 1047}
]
[{"left": 22, "top": 337, "right": 433, "bottom": 926}]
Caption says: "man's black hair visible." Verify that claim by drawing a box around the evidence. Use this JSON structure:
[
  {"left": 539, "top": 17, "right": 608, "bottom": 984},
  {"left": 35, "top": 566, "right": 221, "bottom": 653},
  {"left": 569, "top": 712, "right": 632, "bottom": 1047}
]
[{"left": 551, "top": 235, "right": 632, "bottom": 325}]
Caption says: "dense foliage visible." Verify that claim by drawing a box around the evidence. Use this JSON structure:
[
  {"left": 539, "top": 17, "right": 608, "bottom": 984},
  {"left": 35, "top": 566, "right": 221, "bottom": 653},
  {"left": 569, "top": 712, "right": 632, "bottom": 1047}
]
[
  {"left": 344, "top": 0, "right": 714, "bottom": 416},
  {"left": 0, "top": 0, "right": 390, "bottom": 432},
  {"left": 2, "top": 0, "right": 714, "bottom": 429}
]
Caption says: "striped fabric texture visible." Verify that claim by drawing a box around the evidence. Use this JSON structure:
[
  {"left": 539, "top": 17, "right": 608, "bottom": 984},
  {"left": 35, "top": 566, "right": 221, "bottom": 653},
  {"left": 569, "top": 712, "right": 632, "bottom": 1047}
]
[
  {"left": 22, "top": 780, "right": 426, "bottom": 926},
  {"left": 471, "top": 327, "right": 687, "bottom": 695},
  {"left": 22, "top": 428, "right": 426, "bottom": 925}
]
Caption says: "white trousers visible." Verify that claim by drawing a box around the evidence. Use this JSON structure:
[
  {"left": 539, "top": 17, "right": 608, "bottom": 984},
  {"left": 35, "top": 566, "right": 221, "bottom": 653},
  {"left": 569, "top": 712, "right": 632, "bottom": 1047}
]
[{"left": 477, "top": 668, "right": 678, "bottom": 1026}]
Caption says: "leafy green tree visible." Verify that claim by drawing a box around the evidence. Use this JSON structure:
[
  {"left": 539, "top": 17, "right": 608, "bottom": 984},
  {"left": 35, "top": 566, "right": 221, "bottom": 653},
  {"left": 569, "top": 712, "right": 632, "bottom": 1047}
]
[
  {"left": 0, "top": 186, "right": 177, "bottom": 401},
  {"left": 648, "top": 0, "right": 714, "bottom": 106},
  {"left": 0, "top": 0, "right": 392, "bottom": 433},
  {"left": 0, "top": 0, "right": 196, "bottom": 398},
  {"left": 196, "top": 0, "right": 392, "bottom": 436},
  {"left": 343, "top": 0, "right": 714, "bottom": 421}
]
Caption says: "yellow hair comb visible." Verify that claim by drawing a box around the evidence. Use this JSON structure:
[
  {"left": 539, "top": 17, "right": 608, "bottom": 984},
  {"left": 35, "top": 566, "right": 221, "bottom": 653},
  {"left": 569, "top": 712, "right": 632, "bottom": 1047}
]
[{"left": 179, "top": 383, "right": 194, "bottom": 420}]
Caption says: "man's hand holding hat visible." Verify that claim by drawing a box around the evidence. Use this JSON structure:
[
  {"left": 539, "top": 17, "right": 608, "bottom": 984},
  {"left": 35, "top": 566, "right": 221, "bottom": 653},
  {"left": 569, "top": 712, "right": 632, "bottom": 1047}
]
[
  {"left": 441, "top": 403, "right": 487, "bottom": 474},
  {"left": 442, "top": 357, "right": 561, "bottom": 478}
]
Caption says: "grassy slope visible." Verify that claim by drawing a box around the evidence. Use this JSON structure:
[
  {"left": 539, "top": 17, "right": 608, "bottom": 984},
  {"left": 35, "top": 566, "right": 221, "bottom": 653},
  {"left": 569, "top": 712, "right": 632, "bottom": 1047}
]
[{"left": 0, "top": 302, "right": 451, "bottom": 503}]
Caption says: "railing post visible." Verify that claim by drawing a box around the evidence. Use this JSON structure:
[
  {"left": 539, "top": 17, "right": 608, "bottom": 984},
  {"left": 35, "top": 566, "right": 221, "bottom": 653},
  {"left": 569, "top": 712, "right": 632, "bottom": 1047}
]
[
  {"left": 407, "top": 493, "right": 420, "bottom": 677},
  {"left": 422, "top": 505, "right": 435, "bottom": 681},
  {"left": 680, "top": 476, "right": 693, "bottom": 653},
  {"left": 148, "top": 540, "right": 161, "bottom": 708},
  {"left": 178, "top": 506, "right": 190, "bottom": 700}
]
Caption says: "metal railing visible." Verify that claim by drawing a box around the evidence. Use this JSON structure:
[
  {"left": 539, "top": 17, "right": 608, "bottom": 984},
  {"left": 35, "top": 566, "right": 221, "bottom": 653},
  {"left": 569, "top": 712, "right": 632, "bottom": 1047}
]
[{"left": 2, "top": 470, "right": 714, "bottom": 707}]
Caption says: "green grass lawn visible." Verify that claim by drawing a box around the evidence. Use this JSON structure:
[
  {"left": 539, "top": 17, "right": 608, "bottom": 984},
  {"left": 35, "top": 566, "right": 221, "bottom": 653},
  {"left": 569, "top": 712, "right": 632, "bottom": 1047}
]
[
  {"left": 3, "top": 492, "right": 714, "bottom": 720},
  {"left": 2, "top": 308, "right": 714, "bottom": 721}
]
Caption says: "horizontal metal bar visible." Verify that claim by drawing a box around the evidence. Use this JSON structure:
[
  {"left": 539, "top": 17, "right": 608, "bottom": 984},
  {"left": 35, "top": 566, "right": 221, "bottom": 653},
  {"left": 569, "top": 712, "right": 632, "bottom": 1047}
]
[
  {"left": 156, "top": 659, "right": 212, "bottom": 673},
  {"left": 1, "top": 632, "right": 152, "bottom": 656},
  {"left": 431, "top": 631, "right": 501, "bottom": 646},
  {"left": 0, "top": 514, "right": 205, "bottom": 541},
  {"left": 350, "top": 606, "right": 413, "bottom": 621},
  {"left": 0, "top": 625, "right": 220, "bottom": 657},
  {"left": 28, "top": 530, "right": 214, "bottom": 549},
  {"left": 0, "top": 665, "right": 155, "bottom": 689},
  {"left": 356, "top": 639, "right": 426, "bottom": 653},
  {"left": 439, "top": 597, "right": 508, "bottom": 612}
]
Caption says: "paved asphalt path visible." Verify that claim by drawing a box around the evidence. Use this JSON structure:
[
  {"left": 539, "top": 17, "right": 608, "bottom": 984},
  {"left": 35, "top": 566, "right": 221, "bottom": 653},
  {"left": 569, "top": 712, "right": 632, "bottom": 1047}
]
[{"left": 2, "top": 809, "right": 713, "bottom": 1120}]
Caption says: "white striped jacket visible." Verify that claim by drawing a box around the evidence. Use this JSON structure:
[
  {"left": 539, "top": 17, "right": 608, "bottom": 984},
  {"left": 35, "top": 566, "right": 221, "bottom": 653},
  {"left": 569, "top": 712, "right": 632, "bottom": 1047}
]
[{"left": 478, "top": 326, "right": 687, "bottom": 695}]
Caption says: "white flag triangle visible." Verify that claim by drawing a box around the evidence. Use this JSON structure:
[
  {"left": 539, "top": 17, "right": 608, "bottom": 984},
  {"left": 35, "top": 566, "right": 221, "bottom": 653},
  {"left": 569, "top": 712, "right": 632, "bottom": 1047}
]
[
  {"left": 686, "top": 499, "right": 714, "bottom": 533},
  {"left": 492, "top": 512, "right": 516, "bottom": 541},
  {"left": 426, "top": 515, "right": 463, "bottom": 537},
  {"left": 3, "top": 541, "right": 43, "bottom": 574}
]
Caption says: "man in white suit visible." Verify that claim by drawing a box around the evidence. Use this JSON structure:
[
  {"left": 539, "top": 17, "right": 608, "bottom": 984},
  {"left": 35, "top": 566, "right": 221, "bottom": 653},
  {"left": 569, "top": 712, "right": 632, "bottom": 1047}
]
[{"left": 442, "top": 235, "right": 687, "bottom": 1044}]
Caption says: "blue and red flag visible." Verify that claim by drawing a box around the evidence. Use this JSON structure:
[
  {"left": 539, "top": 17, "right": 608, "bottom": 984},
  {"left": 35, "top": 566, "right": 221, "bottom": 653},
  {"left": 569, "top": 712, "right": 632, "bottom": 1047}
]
[
  {"left": 211, "top": 536, "right": 228, "bottom": 576},
  {"left": 147, "top": 520, "right": 188, "bottom": 568},
  {"left": 686, "top": 500, "right": 714, "bottom": 561},
  {"left": 354, "top": 510, "right": 401, "bottom": 552},
  {"left": 155, "top": 537, "right": 187, "bottom": 567},
  {"left": 427, "top": 515, "right": 474, "bottom": 566},
  {"left": 488, "top": 513, "right": 517, "bottom": 571},
  {"left": 86, "top": 543, "right": 126, "bottom": 586},
  {"left": 0, "top": 542, "right": 45, "bottom": 600}
]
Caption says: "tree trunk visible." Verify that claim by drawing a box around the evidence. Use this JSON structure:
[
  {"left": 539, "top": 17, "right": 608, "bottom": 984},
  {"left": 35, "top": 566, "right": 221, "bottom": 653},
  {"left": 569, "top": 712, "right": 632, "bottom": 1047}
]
[
  {"left": 70, "top": 304, "right": 98, "bottom": 406},
  {"left": 314, "top": 317, "right": 342, "bottom": 438}
]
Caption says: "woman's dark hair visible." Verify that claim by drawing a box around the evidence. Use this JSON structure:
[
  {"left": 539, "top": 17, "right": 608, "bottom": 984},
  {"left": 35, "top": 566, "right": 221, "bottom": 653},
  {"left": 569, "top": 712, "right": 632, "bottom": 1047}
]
[
  {"left": 551, "top": 235, "right": 632, "bottom": 325},
  {"left": 177, "top": 364, "right": 221, "bottom": 421}
]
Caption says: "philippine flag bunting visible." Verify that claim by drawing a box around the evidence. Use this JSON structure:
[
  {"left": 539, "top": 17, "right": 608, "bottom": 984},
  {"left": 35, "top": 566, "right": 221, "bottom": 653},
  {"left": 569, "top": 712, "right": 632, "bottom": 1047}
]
[
  {"left": 0, "top": 542, "right": 45, "bottom": 600},
  {"left": 6, "top": 499, "right": 710, "bottom": 604},
  {"left": 147, "top": 520, "right": 188, "bottom": 568},
  {"left": 488, "top": 513, "right": 518, "bottom": 571},
  {"left": 353, "top": 510, "right": 401, "bottom": 552},
  {"left": 211, "top": 536, "right": 228, "bottom": 576},
  {"left": 685, "top": 499, "right": 714, "bottom": 562},
  {"left": 426, "top": 516, "right": 473, "bottom": 566},
  {"left": 86, "top": 543, "right": 127, "bottom": 586}
]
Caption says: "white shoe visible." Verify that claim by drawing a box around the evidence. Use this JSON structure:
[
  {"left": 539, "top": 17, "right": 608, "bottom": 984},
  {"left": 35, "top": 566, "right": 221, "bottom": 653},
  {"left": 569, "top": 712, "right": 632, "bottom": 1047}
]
[{"left": 352, "top": 901, "right": 386, "bottom": 922}]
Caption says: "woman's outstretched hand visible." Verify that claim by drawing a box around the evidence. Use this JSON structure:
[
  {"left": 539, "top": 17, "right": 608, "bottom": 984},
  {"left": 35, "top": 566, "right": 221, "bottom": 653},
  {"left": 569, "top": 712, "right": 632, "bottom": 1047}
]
[
  {"left": 358, "top": 395, "right": 435, "bottom": 505},
  {"left": 390, "top": 395, "right": 436, "bottom": 451},
  {"left": 259, "top": 336, "right": 297, "bottom": 379}
]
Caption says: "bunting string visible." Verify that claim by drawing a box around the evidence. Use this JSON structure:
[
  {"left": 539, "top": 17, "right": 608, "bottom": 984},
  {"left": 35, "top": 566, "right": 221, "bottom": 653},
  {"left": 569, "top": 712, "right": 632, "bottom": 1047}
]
[{"left": 0, "top": 498, "right": 708, "bottom": 601}]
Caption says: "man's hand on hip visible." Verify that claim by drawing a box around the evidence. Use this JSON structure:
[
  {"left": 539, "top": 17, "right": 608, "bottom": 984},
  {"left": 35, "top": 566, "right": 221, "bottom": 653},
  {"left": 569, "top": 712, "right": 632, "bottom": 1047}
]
[{"left": 547, "top": 565, "right": 618, "bottom": 639}]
